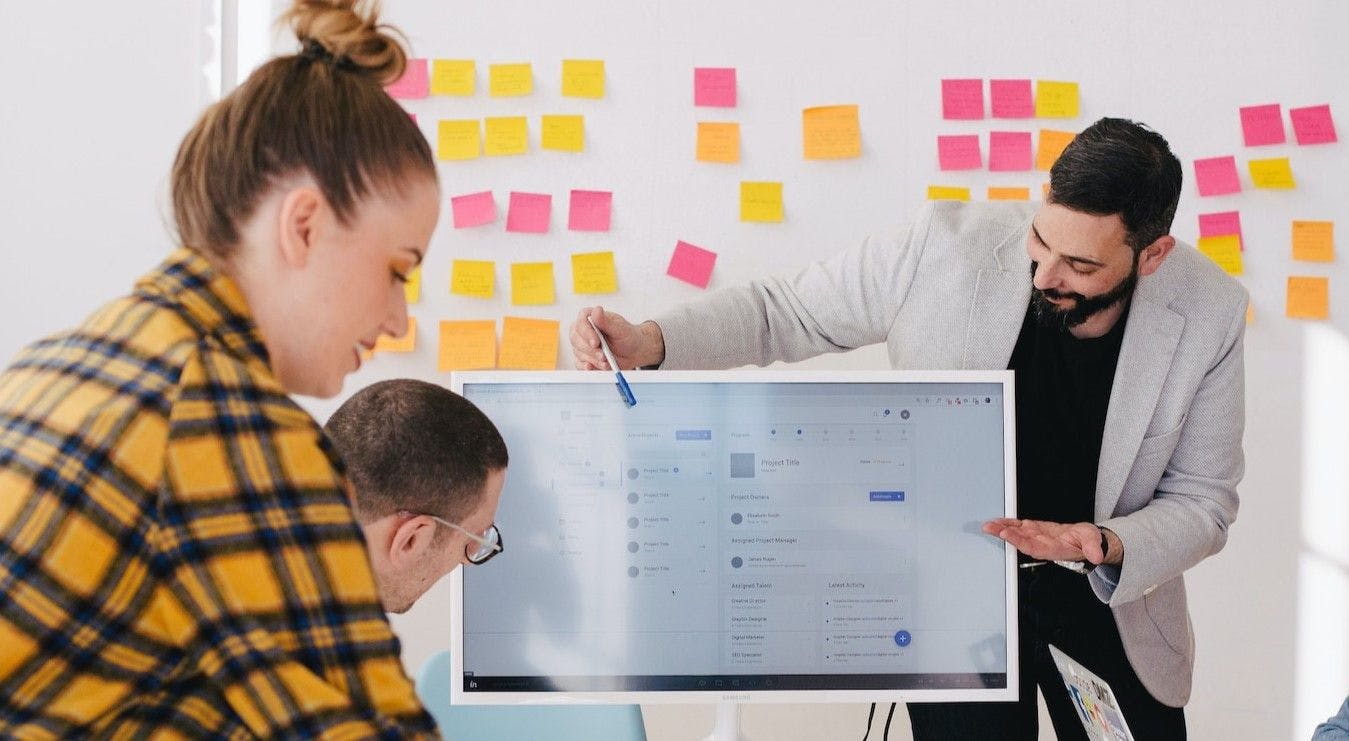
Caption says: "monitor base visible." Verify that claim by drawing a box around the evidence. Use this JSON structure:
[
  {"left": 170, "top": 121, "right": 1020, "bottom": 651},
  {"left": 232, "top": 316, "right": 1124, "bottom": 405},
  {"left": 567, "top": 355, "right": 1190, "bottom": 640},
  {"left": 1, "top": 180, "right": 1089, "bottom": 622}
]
[{"left": 701, "top": 702, "right": 750, "bottom": 741}]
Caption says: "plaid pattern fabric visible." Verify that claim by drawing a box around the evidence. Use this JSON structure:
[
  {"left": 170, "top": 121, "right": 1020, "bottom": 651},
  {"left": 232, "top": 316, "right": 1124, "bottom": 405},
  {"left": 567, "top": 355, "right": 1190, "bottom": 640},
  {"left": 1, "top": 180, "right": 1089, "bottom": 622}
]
[{"left": 0, "top": 249, "right": 438, "bottom": 739}]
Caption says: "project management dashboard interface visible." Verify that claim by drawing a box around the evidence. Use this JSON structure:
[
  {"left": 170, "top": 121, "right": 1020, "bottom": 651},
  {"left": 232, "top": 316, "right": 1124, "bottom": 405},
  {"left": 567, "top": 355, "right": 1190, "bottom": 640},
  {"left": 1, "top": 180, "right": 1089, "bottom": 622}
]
[{"left": 459, "top": 381, "right": 1010, "bottom": 692}]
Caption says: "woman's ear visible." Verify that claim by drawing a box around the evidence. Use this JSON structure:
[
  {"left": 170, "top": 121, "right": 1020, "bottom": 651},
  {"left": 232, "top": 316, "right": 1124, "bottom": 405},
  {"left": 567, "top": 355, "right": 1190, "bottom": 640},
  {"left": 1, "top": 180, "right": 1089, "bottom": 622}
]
[{"left": 275, "top": 186, "right": 324, "bottom": 269}]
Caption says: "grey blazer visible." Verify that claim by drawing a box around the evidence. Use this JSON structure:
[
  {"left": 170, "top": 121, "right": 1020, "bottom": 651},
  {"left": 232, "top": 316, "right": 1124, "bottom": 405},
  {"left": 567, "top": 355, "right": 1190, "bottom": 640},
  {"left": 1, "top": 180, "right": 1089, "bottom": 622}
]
[{"left": 655, "top": 201, "right": 1247, "bottom": 707}]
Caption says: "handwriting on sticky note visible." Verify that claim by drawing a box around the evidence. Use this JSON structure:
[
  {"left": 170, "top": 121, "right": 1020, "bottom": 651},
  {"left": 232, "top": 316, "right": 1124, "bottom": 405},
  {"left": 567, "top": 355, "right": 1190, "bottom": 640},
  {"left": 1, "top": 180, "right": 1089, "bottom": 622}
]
[
  {"left": 941, "top": 79, "right": 984, "bottom": 120},
  {"left": 1035, "top": 81, "right": 1079, "bottom": 118},
  {"left": 1198, "top": 211, "right": 1244, "bottom": 250},
  {"left": 694, "top": 67, "right": 736, "bottom": 107},
  {"left": 438, "top": 320, "right": 496, "bottom": 371},
  {"left": 1198, "top": 234, "right": 1244, "bottom": 276},
  {"left": 568, "top": 190, "right": 612, "bottom": 232},
  {"left": 511, "top": 262, "right": 555, "bottom": 305},
  {"left": 697, "top": 122, "right": 740, "bottom": 163},
  {"left": 386, "top": 58, "right": 428, "bottom": 98},
  {"left": 927, "top": 185, "right": 971, "bottom": 201},
  {"left": 368, "top": 317, "right": 417, "bottom": 358},
  {"left": 1240, "top": 104, "right": 1285, "bottom": 146},
  {"left": 561, "top": 59, "right": 604, "bottom": 98},
  {"left": 1035, "top": 129, "right": 1075, "bottom": 171},
  {"left": 451, "top": 191, "right": 496, "bottom": 229},
  {"left": 499, "top": 316, "right": 560, "bottom": 370},
  {"left": 987, "top": 186, "right": 1030, "bottom": 201},
  {"left": 484, "top": 116, "right": 528, "bottom": 156},
  {"left": 571, "top": 251, "right": 618, "bottom": 294},
  {"left": 438, "top": 120, "right": 481, "bottom": 161},
  {"left": 1249, "top": 157, "right": 1296, "bottom": 189},
  {"left": 989, "top": 131, "right": 1033, "bottom": 172},
  {"left": 803, "top": 105, "right": 861, "bottom": 160},
  {"left": 740, "top": 181, "right": 784, "bottom": 222},
  {"left": 506, "top": 192, "right": 551, "bottom": 233},
  {"left": 431, "top": 59, "right": 474, "bottom": 96},
  {"left": 541, "top": 114, "right": 585, "bottom": 152},
  {"left": 990, "top": 79, "right": 1034, "bottom": 119},
  {"left": 667, "top": 240, "right": 717, "bottom": 288},
  {"left": 937, "top": 134, "right": 982, "bottom": 170},
  {"left": 1292, "top": 220, "right": 1334, "bottom": 262},
  {"left": 1287, "top": 276, "right": 1330, "bottom": 319},
  {"left": 1290, "top": 104, "right": 1337, "bottom": 145},
  {"left": 489, "top": 63, "right": 532, "bottom": 96},
  {"left": 403, "top": 265, "right": 422, "bottom": 304},
  {"left": 1193, "top": 156, "right": 1242, "bottom": 196},
  {"left": 451, "top": 260, "right": 495, "bottom": 298}
]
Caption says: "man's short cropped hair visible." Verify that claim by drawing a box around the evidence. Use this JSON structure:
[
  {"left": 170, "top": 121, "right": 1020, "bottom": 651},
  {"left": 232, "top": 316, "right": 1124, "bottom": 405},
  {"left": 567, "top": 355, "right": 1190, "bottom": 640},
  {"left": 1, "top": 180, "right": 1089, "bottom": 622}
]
[
  {"left": 324, "top": 379, "right": 508, "bottom": 522},
  {"left": 1048, "top": 117, "right": 1184, "bottom": 252}
]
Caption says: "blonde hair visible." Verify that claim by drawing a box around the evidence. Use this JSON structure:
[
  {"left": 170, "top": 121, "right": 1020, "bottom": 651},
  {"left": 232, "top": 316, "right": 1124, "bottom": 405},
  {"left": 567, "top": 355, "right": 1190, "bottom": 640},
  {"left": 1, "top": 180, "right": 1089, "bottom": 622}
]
[{"left": 170, "top": 0, "right": 435, "bottom": 256}]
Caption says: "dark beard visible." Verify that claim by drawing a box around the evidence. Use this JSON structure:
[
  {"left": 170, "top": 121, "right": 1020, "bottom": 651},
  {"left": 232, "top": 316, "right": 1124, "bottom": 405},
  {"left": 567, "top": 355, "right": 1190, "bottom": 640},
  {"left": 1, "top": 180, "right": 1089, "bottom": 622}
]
[{"left": 1030, "top": 258, "right": 1139, "bottom": 331}]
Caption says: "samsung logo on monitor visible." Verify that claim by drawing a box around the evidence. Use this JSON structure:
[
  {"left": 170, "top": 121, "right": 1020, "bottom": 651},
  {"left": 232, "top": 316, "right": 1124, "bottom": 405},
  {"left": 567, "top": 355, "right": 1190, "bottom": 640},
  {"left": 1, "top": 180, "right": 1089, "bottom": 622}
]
[{"left": 721, "top": 693, "right": 751, "bottom": 702}]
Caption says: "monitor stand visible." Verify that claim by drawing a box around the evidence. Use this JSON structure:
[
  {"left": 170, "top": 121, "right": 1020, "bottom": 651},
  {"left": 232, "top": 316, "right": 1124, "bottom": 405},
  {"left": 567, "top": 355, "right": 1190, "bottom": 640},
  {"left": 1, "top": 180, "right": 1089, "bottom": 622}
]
[{"left": 701, "top": 703, "right": 750, "bottom": 741}]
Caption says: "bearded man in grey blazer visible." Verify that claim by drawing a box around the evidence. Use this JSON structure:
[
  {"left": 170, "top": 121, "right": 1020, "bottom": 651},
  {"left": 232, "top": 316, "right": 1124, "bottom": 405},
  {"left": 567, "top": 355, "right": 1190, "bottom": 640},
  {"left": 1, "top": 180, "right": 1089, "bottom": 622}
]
[{"left": 570, "top": 118, "right": 1245, "bottom": 740}]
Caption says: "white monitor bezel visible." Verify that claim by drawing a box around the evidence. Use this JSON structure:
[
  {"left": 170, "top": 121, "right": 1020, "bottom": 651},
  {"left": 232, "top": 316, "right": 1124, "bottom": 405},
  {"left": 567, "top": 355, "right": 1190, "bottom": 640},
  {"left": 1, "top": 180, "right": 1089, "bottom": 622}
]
[{"left": 447, "top": 369, "right": 1018, "bottom": 705}]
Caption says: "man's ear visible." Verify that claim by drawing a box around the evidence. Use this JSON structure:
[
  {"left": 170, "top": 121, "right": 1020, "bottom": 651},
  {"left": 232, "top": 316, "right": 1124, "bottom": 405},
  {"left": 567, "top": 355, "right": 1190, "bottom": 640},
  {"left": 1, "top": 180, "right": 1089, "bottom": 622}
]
[
  {"left": 388, "top": 515, "right": 438, "bottom": 568},
  {"left": 1137, "top": 234, "right": 1176, "bottom": 278},
  {"left": 275, "top": 186, "right": 324, "bottom": 270}
]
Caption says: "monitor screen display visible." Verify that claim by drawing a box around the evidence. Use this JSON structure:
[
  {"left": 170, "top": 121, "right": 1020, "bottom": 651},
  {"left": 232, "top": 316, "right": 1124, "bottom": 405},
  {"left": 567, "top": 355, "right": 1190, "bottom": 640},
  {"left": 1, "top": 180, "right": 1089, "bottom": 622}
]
[{"left": 450, "top": 371, "right": 1017, "bottom": 704}]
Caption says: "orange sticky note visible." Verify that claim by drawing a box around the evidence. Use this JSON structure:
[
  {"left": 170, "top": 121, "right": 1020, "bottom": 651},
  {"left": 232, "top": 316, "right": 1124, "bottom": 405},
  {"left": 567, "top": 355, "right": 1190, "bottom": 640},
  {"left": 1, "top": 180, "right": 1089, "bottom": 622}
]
[
  {"left": 740, "top": 181, "right": 784, "bottom": 222},
  {"left": 484, "top": 116, "right": 528, "bottom": 156},
  {"left": 541, "top": 115, "right": 585, "bottom": 152},
  {"left": 802, "top": 104, "right": 861, "bottom": 160},
  {"left": 430, "top": 59, "right": 475, "bottom": 96},
  {"left": 363, "top": 317, "right": 417, "bottom": 358},
  {"left": 561, "top": 59, "right": 605, "bottom": 98},
  {"left": 438, "top": 320, "right": 497, "bottom": 371},
  {"left": 438, "top": 119, "right": 481, "bottom": 161},
  {"left": 987, "top": 186, "right": 1031, "bottom": 201},
  {"left": 511, "top": 262, "right": 555, "bottom": 305},
  {"left": 403, "top": 265, "right": 422, "bottom": 304},
  {"left": 1249, "top": 157, "right": 1296, "bottom": 189},
  {"left": 1246, "top": 303, "right": 1255, "bottom": 324},
  {"left": 451, "top": 260, "right": 495, "bottom": 298},
  {"left": 697, "top": 122, "right": 740, "bottom": 163},
  {"left": 1292, "top": 221, "right": 1335, "bottom": 262},
  {"left": 489, "top": 63, "right": 532, "bottom": 96},
  {"left": 1035, "top": 81, "right": 1080, "bottom": 118},
  {"left": 571, "top": 251, "right": 618, "bottom": 294},
  {"left": 1036, "top": 129, "right": 1076, "bottom": 171},
  {"left": 1197, "top": 234, "right": 1244, "bottom": 276},
  {"left": 927, "top": 185, "right": 971, "bottom": 201},
  {"left": 1287, "top": 276, "right": 1330, "bottom": 319},
  {"left": 498, "top": 316, "right": 561, "bottom": 370}
]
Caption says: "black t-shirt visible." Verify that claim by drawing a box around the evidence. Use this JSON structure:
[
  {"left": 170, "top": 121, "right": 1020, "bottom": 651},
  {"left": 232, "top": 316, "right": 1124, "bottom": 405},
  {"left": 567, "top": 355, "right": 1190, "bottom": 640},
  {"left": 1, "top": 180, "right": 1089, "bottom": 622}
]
[{"left": 1007, "top": 301, "right": 1129, "bottom": 524}]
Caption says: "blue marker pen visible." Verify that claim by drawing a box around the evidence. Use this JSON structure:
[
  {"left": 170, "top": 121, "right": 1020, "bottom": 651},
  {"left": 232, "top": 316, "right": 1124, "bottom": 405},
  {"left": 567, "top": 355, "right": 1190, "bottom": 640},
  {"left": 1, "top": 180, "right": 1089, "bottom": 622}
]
[{"left": 588, "top": 316, "right": 637, "bottom": 408}]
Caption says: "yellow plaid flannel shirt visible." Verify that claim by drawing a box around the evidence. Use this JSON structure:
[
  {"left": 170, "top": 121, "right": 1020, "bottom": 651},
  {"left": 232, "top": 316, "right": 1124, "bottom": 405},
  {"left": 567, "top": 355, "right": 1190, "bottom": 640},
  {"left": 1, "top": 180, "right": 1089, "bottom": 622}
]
[{"left": 0, "top": 249, "right": 438, "bottom": 739}]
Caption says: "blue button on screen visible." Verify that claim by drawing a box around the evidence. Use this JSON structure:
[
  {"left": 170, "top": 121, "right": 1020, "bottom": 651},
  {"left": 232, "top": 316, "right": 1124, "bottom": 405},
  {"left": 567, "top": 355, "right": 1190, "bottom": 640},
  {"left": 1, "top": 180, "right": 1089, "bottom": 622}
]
[{"left": 869, "top": 491, "right": 906, "bottom": 502}]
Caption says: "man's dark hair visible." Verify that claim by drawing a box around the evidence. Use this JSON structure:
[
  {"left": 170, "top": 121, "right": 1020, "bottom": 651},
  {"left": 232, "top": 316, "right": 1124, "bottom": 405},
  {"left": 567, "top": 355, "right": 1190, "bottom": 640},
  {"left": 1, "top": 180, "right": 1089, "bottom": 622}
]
[
  {"left": 1048, "top": 117, "right": 1183, "bottom": 252},
  {"left": 324, "top": 379, "right": 508, "bottom": 522}
]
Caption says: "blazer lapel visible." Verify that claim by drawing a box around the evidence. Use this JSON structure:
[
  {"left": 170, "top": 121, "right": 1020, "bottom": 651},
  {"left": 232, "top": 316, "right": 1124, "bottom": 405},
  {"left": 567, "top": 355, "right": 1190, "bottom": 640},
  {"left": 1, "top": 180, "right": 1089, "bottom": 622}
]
[{"left": 961, "top": 215, "right": 1034, "bottom": 369}]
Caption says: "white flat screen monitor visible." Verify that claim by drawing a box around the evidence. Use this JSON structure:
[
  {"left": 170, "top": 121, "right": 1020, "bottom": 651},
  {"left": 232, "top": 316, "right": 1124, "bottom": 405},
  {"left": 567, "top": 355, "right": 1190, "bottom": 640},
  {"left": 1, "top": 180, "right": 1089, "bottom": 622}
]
[{"left": 449, "top": 370, "right": 1017, "bottom": 705}]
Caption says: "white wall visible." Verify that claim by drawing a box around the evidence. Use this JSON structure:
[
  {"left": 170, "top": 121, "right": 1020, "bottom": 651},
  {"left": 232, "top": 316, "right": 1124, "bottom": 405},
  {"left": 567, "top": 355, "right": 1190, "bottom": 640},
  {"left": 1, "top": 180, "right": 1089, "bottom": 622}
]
[{"left": 2, "top": 2, "right": 1346, "bottom": 740}]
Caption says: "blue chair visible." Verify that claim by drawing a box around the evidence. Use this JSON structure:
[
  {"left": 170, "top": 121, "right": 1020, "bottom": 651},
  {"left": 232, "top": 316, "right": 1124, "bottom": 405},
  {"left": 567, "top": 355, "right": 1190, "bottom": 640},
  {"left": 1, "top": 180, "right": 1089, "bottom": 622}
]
[{"left": 415, "top": 650, "right": 648, "bottom": 740}]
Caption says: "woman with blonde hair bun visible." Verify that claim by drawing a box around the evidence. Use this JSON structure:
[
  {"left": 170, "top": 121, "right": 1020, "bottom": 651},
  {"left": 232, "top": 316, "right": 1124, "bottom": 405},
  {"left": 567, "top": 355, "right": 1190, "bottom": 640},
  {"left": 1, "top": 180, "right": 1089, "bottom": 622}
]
[{"left": 0, "top": 0, "right": 442, "bottom": 736}]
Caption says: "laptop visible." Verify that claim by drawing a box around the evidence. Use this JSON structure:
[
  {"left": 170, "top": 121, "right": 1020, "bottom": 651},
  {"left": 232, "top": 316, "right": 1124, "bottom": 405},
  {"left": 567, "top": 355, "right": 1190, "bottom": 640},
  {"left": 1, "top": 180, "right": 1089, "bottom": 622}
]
[{"left": 1048, "top": 644, "right": 1135, "bottom": 741}]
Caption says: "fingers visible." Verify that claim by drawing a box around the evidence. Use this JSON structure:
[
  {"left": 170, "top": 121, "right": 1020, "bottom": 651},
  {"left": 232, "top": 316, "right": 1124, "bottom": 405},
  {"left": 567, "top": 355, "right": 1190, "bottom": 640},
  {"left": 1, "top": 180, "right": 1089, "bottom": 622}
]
[{"left": 569, "top": 307, "right": 609, "bottom": 369}]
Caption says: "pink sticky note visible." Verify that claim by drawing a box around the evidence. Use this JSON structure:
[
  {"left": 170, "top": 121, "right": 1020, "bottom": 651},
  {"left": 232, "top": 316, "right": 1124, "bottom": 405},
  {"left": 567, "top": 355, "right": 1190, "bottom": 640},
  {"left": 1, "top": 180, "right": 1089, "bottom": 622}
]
[
  {"left": 1193, "top": 156, "right": 1242, "bottom": 197},
  {"left": 937, "top": 134, "right": 982, "bottom": 170},
  {"left": 694, "top": 67, "right": 736, "bottom": 107},
  {"left": 451, "top": 191, "right": 496, "bottom": 229},
  {"left": 1198, "top": 211, "right": 1244, "bottom": 251},
  {"left": 568, "top": 190, "right": 613, "bottom": 232},
  {"left": 385, "top": 58, "right": 429, "bottom": 99},
  {"left": 1239, "top": 104, "right": 1286, "bottom": 146},
  {"left": 505, "top": 192, "right": 551, "bottom": 234},
  {"left": 990, "top": 79, "right": 1034, "bottom": 119},
  {"left": 988, "top": 131, "right": 1033, "bottom": 171},
  {"left": 941, "top": 79, "right": 984, "bottom": 120},
  {"left": 667, "top": 240, "right": 717, "bottom": 288},
  {"left": 1290, "top": 104, "right": 1338, "bottom": 145}
]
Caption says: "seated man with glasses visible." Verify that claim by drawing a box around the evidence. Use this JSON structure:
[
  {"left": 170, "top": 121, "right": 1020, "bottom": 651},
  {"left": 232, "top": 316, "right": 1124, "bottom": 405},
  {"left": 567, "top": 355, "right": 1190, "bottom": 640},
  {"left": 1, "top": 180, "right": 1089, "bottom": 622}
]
[{"left": 325, "top": 379, "right": 509, "bottom": 613}]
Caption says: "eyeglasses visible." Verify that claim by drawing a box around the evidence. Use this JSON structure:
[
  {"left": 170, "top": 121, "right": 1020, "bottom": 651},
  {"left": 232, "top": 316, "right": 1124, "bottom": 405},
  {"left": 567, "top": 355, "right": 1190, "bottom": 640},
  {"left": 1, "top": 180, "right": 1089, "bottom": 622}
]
[{"left": 426, "top": 515, "right": 503, "bottom": 565}]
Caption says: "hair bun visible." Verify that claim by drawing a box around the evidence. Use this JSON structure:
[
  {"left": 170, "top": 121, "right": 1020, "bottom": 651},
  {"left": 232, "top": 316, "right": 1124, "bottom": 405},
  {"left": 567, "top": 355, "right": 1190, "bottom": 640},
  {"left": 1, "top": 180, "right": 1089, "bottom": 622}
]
[{"left": 282, "top": 0, "right": 409, "bottom": 85}]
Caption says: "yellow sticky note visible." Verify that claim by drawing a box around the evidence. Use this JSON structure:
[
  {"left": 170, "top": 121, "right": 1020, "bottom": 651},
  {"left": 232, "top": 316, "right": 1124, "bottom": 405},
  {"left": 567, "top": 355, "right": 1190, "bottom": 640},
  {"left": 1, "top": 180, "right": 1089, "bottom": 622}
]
[
  {"left": 740, "top": 181, "right": 784, "bottom": 223},
  {"left": 1036, "top": 129, "right": 1076, "bottom": 171},
  {"left": 561, "top": 59, "right": 605, "bottom": 98},
  {"left": 511, "top": 262, "right": 555, "bottom": 305},
  {"left": 1197, "top": 234, "right": 1244, "bottom": 276},
  {"left": 489, "top": 63, "right": 532, "bottom": 97},
  {"left": 541, "top": 115, "right": 585, "bottom": 152},
  {"left": 437, "top": 119, "right": 481, "bottom": 161},
  {"left": 1287, "top": 276, "right": 1330, "bottom": 319},
  {"left": 365, "top": 317, "right": 417, "bottom": 358},
  {"left": 1249, "top": 157, "right": 1296, "bottom": 189},
  {"left": 484, "top": 116, "right": 528, "bottom": 156},
  {"left": 696, "top": 122, "right": 740, "bottom": 163},
  {"left": 1035, "top": 81, "right": 1080, "bottom": 118},
  {"left": 927, "top": 185, "right": 971, "bottom": 201},
  {"left": 1292, "top": 220, "right": 1335, "bottom": 262},
  {"left": 451, "top": 260, "right": 495, "bottom": 298},
  {"left": 987, "top": 186, "right": 1031, "bottom": 201},
  {"left": 403, "top": 265, "right": 422, "bottom": 304},
  {"left": 438, "top": 320, "right": 497, "bottom": 371},
  {"left": 571, "top": 251, "right": 618, "bottom": 294},
  {"left": 499, "top": 316, "right": 561, "bottom": 370},
  {"left": 1246, "top": 303, "right": 1255, "bottom": 325},
  {"left": 430, "top": 59, "right": 474, "bottom": 96},
  {"left": 802, "top": 104, "right": 861, "bottom": 160}
]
